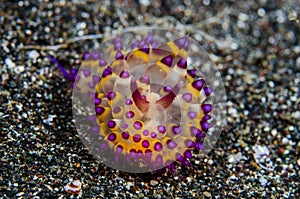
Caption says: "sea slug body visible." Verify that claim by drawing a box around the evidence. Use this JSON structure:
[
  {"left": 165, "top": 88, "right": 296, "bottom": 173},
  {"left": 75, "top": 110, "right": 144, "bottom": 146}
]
[{"left": 50, "top": 28, "right": 224, "bottom": 173}]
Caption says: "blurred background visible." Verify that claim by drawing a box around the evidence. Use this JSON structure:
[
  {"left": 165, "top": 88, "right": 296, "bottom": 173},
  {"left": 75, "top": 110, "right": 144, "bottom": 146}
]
[{"left": 1, "top": 0, "right": 299, "bottom": 198}]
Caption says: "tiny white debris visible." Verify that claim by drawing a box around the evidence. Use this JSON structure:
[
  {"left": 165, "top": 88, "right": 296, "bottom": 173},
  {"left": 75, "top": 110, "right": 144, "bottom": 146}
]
[
  {"left": 14, "top": 65, "right": 25, "bottom": 74},
  {"left": 139, "top": 0, "right": 150, "bottom": 6},
  {"left": 5, "top": 58, "right": 16, "bottom": 68},
  {"left": 260, "top": 175, "right": 268, "bottom": 186},
  {"left": 126, "top": 182, "right": 134, "bottom": 190},
  {"left": 228, "top": 152, "right": 246, "bottom": 163},
  {"left": 28, "top": 50, "right": 40, "bottom": 61},
  {"left": 76, "top": 22, "right": 87, "bottom": 30}
]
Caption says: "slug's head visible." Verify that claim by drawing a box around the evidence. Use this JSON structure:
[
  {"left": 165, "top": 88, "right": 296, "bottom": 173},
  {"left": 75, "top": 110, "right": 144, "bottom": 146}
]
[{"left": 58, "top": 27, "right": 226, "bottom": 173}]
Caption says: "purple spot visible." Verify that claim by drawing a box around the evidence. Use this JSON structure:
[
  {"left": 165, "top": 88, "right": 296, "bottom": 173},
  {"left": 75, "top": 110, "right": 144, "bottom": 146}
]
[
  {"left": 88, "top": 115, "right": 96, "bottom": 121},
  {"left": 102, "top": 67, "right": 112, "bottom": 78},
  {"left": 114, "top": 41, "right": 123, "bottom": 50},
  {"left": 202, "top": 114, "right": 211, "bottom": 121},
  {"left": 155, "top": 154, "right": 163, "bottom": 163},
  {"left": 185, "top": 139, "right": 195, "bottom": 148},
  {"left": 194, "top": 141, "right": 202, "bottom": 150},
  {"left": 187, "top": 69, "right": 196, "bottom": 77},
  {"left": 131, "top": 41, "right": 140, "bottom": 49},
  {"left": 154, "top": 142, "right": 163, "bottom": 152},
  {"left": 145, "top": 149, "right": 152, "bottom": 157},
  {"left": 115, "top": 50, "right": 124, "bottom": 60},
  {"left": 142, "top": 140, "right": 150, "bottom": 148},
  {"left": 143, "top": 130, "right": 149, "bottom": 136},
  {"left": 121, "top": 123, "right": 128, "bottom": 129},
  {"left": 95, "top": 107, "right": 105, "bottom": 115},
  {"left": 107, "top": 120, "right": 116, "bottom": 128},
  {"left": 133, "top": 121, "right": 143, "bottom": 130},
  {"left": 184, "top": 150, "right": 192, "bottom": 159},
  {"left": 183, "top": 38, "right": 189, "bottom": 50},
  {"left": 133, "top": 134, "right": 141, "bottom": 142},
  {"left": 190, "top": 126, "right": 202, "bottom": 137},
  {"left": 146, "top": 34, "right": 153, "bottom": 43},
  {"left": 122, "top": 131, "right": 129, "bottom": 139},
  {"left": 176, "top": 154, "right": 185, "bottom": 163},
  {"left": 201, "top": 104, "right": 212, "bottom": 114},
  {"left": 140, "top": 75, "right": 150, "bottom": 84},
  {"left": 167, "top": 162, "right": 175, "bottom": 172},
  {"left": 100, "top": 141, "right": 108, "bottom": 149},
  {"left": 91, "top": 126, "right": 99, "bottom": 134},
  {"left": 125, "top": 98, "right": 133, "bottom": 105},
  {"left": 82, "top": 51, "right": 89, "bottom": 60},
  {"left": 172, "top": 125, "right": 181, "bottom": 135},
  {"left": 192, "top": 79, "right": 204, "bottom": 91},
  {"left": 99, "top": 58, "right": 107, "bottom": 67},
  {"left": 116, "top": 145, "right": 123, "bottom": 154},
  {"left": 150, "top": 132, "right": 157, "bottom": 138},
  {"left": 108, "top": 133, "right": 116, "bottom": 141},
  {"left": 91, "top": 51, "right": 100, "bottom": 60},
  {"left": 152, "top": 41, "right": 160, "bottom": 48},
  {"left": 204, "top": 87, "right": 212, "bottom": 96},
  {"left": 83, "top": 69, "right": 91, "bottom": 77},
  {"left": 107, "top": 91, "right": 116, "bottom": 100},
  {"left": 167, "top": 140, "right": 177, "bottom": 149},
  {"left": 200, "top": 121, "right": 211, "bottom": 131},
  {"left": 182, "top": 93, "right": 192, "bottom": 103},
  {"left": 88, "top": 82, "right": 95, "bottom": 88},
  {"left": 70, "top": 69, "right": 78, "bottom": 76},
  {"left": 139, "top": 43, "right": 150, "bottom": 54},
  {"left": 177, "top": 58, "right": 187, "bottom": 69},
  {"left": 157, "top": 125, "right": 166, "bottom": 133},
  {"left": 164, "top": 85, "right": 172, "bottom": 92},
  {"left": 92, "top": 75, "right": 100, "bottom": 83},
  {"left": 94, "top": 98, "right": 101, "bottom": 105},
  {"left": 188, "top": 111, "right": 197, "bottom": 119},
  {"left": 120, "top": 70, "right": 130, "bottom": 78},
  {"left": 175, "top": 37, "right": 188, "bottom": 48},
  {"left": 113, "top": 106, "right": 121, "bottom": 114},
  {"left": 125, "top": 111, "right": 134, "bottom": 119},
  {"left": 130, "top": 149, "right": 137, "bottom": 158},
  {"left": 161, "top": 55, "right": 173, "bottom": 67}
]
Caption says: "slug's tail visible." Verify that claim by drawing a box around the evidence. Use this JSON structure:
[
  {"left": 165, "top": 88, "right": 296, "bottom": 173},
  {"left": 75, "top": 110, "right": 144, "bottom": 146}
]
[{"left": 47, "top": 55, "right": 77, "bottom": 82}]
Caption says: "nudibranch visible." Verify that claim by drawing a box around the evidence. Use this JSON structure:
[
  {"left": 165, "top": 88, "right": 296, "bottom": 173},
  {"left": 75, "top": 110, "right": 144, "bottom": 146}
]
[{"left": 49, "top": 27, "right": 225, "bottom": 173}]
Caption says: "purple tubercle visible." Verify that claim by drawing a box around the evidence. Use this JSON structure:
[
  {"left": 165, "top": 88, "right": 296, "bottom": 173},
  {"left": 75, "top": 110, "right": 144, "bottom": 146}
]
[
  {"left": 154, "top": 142, "right": 163, "bottom": 151},
  {"left": 172, "top": 126, "right": 181, "bottom": 135},
  {"left": 201, "top": 104, "right": 213, "bottom": 114},
  {"left": 142, "top": 140, "right": 150, "bottom": 148},
  {"left": 167, "top": 140, "right": 177, "bottom": 149},
  {"left": 157, "top": 125, "right": 166, "bottom": 134},
  {"left": 161, "top": 55, "right": 173, "bottom": 67},
  {"left": 192, "top": 79, "right": 205, "bottom": 91},
  {"left": 83, "top": 69, "right": 91, "bottom": 77},
  {"left": 95, "top": 107, "right": 105, "bottom": 115},
  {"left": 99, "top": 58, "right": 107, "bottom": 67},
  {"left": 107, "top": 120, "right": 116, "bottom": 128},
  {"left": 182, "top": 93, "right": 192, "bottom": 103},
  {"left": 91, "top": 51, "right": 101, "bottom": 60},
  {"left": 133, "top": 134, "right": 141, "bottom": 142},
  {"left": 82, "top": 51, "right": 89, "bottom": 60},
  {"left": 115, "top": 50, "right": 124, "bottom": 60},
  {"left": 120, "top": 70, "right": 130, "bottom": 78},
  {"left": 122, "top": 131, "right": 130, "bottom": 139},
  {"left": 204, "top": 87, "right": 213, "bottom": 96},
  {"left": 177, "top": 58, "right": 187, "bottom": 69},
  {"left": 108, "top": 133, "right": 116, "bottom": 141},
  {"left": 187, "top": 69, "right": 196, "bottom": 77}
]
